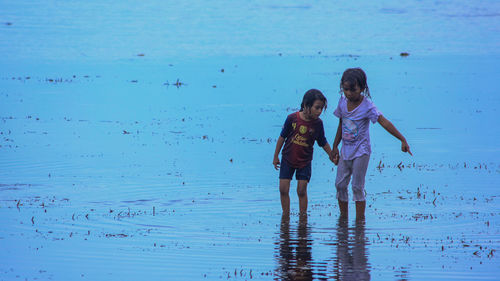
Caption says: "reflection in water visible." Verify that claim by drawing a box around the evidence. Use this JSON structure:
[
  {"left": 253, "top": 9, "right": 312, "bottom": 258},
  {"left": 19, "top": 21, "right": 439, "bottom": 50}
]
[
  {"left": 274, "top": 216, "right": 370, "bottom": 281},
  {"left": 275, "top": 214, "right": 314, "bottom": 280},
  {"left": 333, "top": 218, "right": 371, "bottom": 281}
]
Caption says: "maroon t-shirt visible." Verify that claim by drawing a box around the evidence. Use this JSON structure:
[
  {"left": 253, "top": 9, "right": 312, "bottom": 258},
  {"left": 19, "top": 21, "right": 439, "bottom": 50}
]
[{"left": 280, "top": 112, "right": 328, "bottom": 168}]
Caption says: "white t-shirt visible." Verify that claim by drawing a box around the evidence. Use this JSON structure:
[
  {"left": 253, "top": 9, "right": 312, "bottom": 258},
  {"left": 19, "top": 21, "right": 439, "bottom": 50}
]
[{"left": 334, "top": 96, "right": 381, "bottom": 160}]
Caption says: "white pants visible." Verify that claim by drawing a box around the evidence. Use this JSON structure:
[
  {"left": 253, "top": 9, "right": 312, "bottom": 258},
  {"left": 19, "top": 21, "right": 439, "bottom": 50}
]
[{"left": 335, "top": 154, "right": 370, "bottom": 202}]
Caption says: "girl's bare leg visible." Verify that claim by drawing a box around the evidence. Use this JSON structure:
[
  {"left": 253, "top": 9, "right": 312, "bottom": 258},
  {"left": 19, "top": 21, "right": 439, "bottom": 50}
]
[
  {"left": 355, "top": 201, "right": 366, "bottom": 221},
  {"left": 338, "top": 199, "right": 348, "bottom": 218},
  {"left": 279, "top": 179, "right": 291, "bottom": 214},
  {"left": 297, "top": 180, "right": 308, "bottom": 214}
]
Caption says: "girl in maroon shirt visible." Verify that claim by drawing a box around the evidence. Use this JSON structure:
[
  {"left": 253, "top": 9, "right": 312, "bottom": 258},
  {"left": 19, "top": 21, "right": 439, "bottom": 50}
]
[{"left": 273, "top": 89, "right": 335, "bottom": 214}]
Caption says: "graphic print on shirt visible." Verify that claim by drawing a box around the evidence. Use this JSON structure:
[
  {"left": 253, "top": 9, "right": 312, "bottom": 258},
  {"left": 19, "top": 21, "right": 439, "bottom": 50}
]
[
  {"left": 292, "top": 124, "right": 309, "bottom": 147},
  {"left": 299, "top": 125, "right": 307, "bottom": 134},
  {"left": 342, "top": 118, "right": 359, "bottom": 142}
]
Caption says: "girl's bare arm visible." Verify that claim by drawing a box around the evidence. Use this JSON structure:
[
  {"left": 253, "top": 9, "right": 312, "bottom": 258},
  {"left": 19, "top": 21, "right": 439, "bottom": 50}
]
[
  {"left": 321, "top": 143, "right": 335, "bottom": 163},
  {"left": 273, "top": 136, "right": 285, "bottom": 170},
  {"left": 331, "top": 119, "right": 342, "bottom": 165},
  {"left": 377, "top": 115, "right": 412, "bottom": 155},
  {"left": 332, "top": 119, "right": 342, "bottom": 149}
]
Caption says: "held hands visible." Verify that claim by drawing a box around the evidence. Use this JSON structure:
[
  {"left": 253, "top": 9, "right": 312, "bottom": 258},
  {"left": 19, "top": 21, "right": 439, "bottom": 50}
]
[
  {"left": 273, "top": 155, "right": 280, "bottom": 170},
  {"left": 401, "top": 140, "right": 413, "bottom": 156},
  {"left": 330, "top": 147, "right": 340, "bottom": 165}
]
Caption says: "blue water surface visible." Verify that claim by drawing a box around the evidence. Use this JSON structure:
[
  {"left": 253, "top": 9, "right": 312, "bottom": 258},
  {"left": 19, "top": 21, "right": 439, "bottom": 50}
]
[{"left": 1, "top": 1, "right": 499, "bottom": 280}]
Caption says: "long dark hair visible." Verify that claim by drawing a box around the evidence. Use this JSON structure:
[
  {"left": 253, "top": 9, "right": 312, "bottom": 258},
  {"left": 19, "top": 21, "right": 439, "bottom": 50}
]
[
  {"left": 300, "top": 89, "right": 327, "bottom": 111},
  {"left": 340, "top": 68, "right": 371, "bottom": 98}
]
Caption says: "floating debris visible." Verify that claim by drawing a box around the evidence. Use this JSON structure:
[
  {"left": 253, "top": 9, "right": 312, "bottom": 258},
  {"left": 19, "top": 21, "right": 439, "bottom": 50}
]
[
  {"left": 173, "top": 79, "right": 184, "bottom": 87},
  {"left": 164, "top": 79, "right": 186, "bottom": 88},
  {"left": 105, "top": 233, "right": 128, "bottom": 238}
]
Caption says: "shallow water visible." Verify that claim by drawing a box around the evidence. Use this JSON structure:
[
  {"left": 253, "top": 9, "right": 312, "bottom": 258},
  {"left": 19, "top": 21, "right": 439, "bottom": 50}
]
[
  {"left": 1, "top": 1, "right": 500, "bottom": 280},
  {"left": 1, "top": 0, "right": 500, "bottom": 58},
  {"left": 1, "top": 54, "right": 498, "bottom": 281}
]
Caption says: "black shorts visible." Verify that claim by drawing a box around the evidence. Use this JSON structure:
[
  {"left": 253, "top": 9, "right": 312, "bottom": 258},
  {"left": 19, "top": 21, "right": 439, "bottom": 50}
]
[{"left": 279, "top": 161, "right": 311, "bottom": 181}]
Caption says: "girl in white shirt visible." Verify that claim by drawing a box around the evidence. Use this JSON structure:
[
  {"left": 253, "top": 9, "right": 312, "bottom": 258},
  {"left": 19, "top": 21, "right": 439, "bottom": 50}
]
[{"left": 331, "top": 68, "right": 412, "bottom": 220}]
